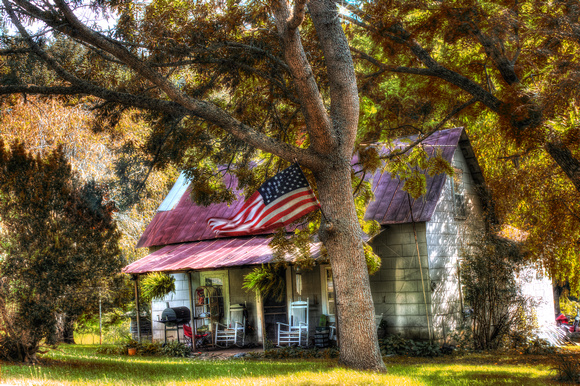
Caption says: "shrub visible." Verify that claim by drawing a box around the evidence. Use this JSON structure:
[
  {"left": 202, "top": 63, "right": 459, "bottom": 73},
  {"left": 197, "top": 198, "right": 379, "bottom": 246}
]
[
  {"left": 460, "top": 233, "right": 531, "bottom": 350},
  {"left": 161, "top": 341, "right": 191, "bottom": 357},
  {"left": 379, "top": 334, "right": 442, "bottom": 357},
  {"left": 252, "top": 346, "right": 339, "bottom": 359},
  {"left": 97, "top": 339, "right": 190, "bottom": 357},
  {"left": 552, "top": 354, "right": 580, "bottom": 383}
]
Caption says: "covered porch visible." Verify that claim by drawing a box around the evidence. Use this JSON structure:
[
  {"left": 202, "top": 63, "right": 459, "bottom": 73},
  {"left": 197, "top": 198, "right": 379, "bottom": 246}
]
[{"left": 122, "top": 235, "right": 334, "bottom": 349}]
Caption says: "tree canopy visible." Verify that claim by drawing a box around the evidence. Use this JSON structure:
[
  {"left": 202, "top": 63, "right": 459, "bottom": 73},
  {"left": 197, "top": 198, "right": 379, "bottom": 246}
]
[
  {"left": 346, "top": 0, "right": 580, "bottom": 290},
  {"left": 3, "top": 0, "right": 580, "bottom": 369}
]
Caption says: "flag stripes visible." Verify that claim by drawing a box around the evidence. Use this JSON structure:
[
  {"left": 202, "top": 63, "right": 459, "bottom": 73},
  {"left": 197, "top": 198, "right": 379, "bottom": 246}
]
[{"left": 207, "top": 165, "right": 320, "bottom": 236}]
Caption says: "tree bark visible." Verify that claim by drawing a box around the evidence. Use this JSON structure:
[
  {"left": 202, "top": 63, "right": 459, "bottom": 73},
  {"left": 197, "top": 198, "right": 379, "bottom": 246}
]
[
  {"left": 271, "top": 0, "right": 385, "bottom": 371},
  {"left": 316, "top": 164, "right": 385, "bottom": 371}
]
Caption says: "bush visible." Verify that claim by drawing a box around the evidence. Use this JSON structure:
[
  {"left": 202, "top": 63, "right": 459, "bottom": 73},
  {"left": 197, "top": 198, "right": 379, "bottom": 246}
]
[
  {"left": 460, "top": 233, "right": 531, "bottom": 350},
  {"left": 552, "top": 354, "right": 580, "bottom": 383},
  {"left": 251, "top": 346, "right": 339, "bottom": 359},
  {"left": 379, "top": 334, "right": 442, "bottom": 357},
  {"left": 161, "top": 341, "right": 191, "bottom": 357},
  {"left": 97, "top": 339, "right": 190, "bottom": 357}
]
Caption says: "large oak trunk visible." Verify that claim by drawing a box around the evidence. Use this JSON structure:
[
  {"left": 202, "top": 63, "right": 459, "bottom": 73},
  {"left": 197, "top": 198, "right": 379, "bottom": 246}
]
[{"left": 316, "top": 165, "right": 386, "bottom": 372}]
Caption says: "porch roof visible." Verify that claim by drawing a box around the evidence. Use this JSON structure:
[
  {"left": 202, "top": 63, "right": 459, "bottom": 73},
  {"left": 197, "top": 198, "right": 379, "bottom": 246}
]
[{"left": 123, "top": 235, "right": 322, "bottom": 274}]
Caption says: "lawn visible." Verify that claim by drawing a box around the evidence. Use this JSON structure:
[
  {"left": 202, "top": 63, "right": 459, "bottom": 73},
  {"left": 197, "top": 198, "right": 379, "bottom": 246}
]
[{"left": 0, "top": 344, "right": 571, "bottom": 385}]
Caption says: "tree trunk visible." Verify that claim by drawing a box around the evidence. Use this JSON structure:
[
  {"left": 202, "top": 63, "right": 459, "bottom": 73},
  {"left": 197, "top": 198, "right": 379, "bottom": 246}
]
[
  {"left": 316, "top": 164, "right": 386, "bottom": 372},
  {"left": 48, "top": 313, "right": 76, "bottom": 344},
  {"left": 62, "top": 315, "right": 76, "bottom": 344}
]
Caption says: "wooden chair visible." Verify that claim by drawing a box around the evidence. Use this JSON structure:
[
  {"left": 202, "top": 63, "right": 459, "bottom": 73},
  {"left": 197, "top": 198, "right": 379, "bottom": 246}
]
[
  {"left": 277, "top": 299, "right": 309, "bottom": 347},
  {"left": 214, "top": 303, "right": 246, "bottom": 347}
]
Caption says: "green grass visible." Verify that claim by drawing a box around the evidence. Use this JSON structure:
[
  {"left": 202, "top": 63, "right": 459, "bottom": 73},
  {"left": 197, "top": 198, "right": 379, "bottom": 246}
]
[{"left": 0, "top": 344, "right": 560, "bottom": 385}]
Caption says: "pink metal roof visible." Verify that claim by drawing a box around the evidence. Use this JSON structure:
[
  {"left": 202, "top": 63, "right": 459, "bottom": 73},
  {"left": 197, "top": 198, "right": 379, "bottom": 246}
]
[
  {"left": 363, "top": 127, "right": 462, "bottom": 224},
  {"left": 123, "top": 236, "right": 322, "bottom": 274},
  {"left": 136, "top": 128, "right": 466, "bottom": 249}
]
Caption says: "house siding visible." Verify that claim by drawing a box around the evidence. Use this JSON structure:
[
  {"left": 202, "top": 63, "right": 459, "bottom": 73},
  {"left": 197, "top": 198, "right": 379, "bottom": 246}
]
[
  {"left": 369, "top": 223, "right": 432, "bottom": 340},
  {"left": 426, "top": 146, "right": 485, "bottom": 341},
  {"left": 369, "top": 146, "right": 486, "bottom": 341}
]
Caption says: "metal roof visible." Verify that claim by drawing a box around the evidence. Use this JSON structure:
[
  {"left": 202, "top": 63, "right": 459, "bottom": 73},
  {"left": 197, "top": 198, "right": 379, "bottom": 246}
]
[
  {"left": 136, "top": 127, "right": 479, "bottom": 250},
  {"left": 123, "top": 236, "right": 322, "bottom": 274}
]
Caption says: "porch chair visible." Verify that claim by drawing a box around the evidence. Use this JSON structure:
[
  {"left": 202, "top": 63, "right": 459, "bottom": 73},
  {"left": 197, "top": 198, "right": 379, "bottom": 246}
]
[
  {"left": 277, "top": 299, "right": 309, "bottom": 347},
  {"left": 214, "top": 303, "right": 246, "bottom": 347}
]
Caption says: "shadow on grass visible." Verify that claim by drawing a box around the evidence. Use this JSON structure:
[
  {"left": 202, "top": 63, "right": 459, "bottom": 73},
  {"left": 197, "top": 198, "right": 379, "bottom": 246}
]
[{"left": 1, "top": 345, "right": 556, "bottom": 385}]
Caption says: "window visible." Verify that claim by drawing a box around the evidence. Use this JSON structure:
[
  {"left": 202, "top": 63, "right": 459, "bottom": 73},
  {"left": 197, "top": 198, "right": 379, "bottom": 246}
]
[
  {"left": 452, "top": 167, "right": 467, "bottom": 219},
  {"left": 321, "top": 266, "right": 335, "bottom": 319}
]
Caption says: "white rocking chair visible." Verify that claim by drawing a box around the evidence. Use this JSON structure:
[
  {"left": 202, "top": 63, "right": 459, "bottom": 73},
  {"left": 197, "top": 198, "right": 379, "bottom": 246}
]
[
  {"left": 214, "top": 303, "right": 246, "bottom": 347},
  {"left": 277, "top": 299, "right": 309, "bottom": 347}
]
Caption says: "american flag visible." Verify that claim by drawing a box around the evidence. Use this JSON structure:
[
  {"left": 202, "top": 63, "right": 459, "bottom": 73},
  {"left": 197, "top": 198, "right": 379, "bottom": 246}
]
[{"left": 207, "top": 164, "right": 320, "bottom": 236}]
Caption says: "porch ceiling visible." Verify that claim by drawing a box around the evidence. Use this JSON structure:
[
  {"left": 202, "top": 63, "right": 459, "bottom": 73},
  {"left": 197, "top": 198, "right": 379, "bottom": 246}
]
[{"left": 123, "top": 235, "right": 322, "bottom": 274}]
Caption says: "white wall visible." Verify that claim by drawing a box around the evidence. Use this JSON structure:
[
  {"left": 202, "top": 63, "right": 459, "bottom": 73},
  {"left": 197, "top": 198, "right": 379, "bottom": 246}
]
[
  {"left": 369, "top": 222, "right": 432, "bottom": 340},
  {"left": 151, "top": 273, "right": 193, "bottom": 342},
  {"left": 426, "top": 146, "right": 485, "bottom": 341},
  {"left": 518, "top": 268, "right": 555, "bottom": 327}
]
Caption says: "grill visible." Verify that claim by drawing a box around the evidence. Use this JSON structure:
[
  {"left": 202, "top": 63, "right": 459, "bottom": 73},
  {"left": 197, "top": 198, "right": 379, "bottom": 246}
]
[
  {"left": 159, "top": 306, "right": 191, "bottom": 325},
  {"left": 156, "top": 305, "right": 192, "bottom": 344}
]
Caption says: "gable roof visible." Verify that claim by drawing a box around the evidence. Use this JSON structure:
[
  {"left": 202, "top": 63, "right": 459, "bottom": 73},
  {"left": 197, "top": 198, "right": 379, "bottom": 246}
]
[{"left": 136, "top": 127, "right": 482, "bottom": 249}]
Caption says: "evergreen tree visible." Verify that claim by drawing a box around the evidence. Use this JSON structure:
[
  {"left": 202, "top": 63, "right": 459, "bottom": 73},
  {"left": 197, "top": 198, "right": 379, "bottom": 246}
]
[{"left": 0, "top": 141, "right": 122, "bottom": 362}]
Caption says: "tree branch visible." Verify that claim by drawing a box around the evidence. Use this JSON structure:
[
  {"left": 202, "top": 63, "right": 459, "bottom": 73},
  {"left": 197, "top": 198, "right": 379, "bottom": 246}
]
[
  {"left": 382, "top": 98, "right": 477, "bottom": 160},
  {"left": 6, "top": 0, "right": 318, "bottom": 170},
  {"left": 351, "top": 47, "right": 437, "bottom": 77},
  {"left": 271, "top": 0, "right": 334, "bottom": 154},
  {"left": 287, "top": 0, "right": 308, "bottom": 31}
]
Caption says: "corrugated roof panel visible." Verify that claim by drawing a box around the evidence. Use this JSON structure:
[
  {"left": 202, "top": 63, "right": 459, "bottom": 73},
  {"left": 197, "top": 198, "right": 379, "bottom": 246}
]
[{"left": 123, "top": 236, "right": 322, "bottom": 274}]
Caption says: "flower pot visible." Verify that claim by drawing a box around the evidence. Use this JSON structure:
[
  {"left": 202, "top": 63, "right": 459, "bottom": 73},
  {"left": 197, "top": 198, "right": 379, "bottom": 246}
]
[{"left": 128, "top": 348, "right": 137, "bottom": 356}]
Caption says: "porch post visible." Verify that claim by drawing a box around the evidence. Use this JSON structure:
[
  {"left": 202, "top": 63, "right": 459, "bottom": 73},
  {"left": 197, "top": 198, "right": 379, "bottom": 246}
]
[
  {"left": 133, "top": 274, "right": 141, "bottom": 342},
  {"left": 187, "top": 271, "right": 197, "bottom": 350}
]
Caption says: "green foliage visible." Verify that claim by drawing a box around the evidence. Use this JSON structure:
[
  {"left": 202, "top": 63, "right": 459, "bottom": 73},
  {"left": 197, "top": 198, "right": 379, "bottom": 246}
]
[
  {"left": 242, "top": 264, "right": 287, "bottom": 302},
  {"left": 0, "top": 142, "right": 122, "bottom": 362},
  {"left": 385, "top": 147, "right": 454, "bottom": 200},
  {"left": 97, "top": 339, "right": 189, "bottom": 357},
  {"left": 363, "top": 243, "right": 381, "bottom": 275},
  {"left": 379, "top": 334, "right": 442, "bottom": 358},
  {"left": 560, "top": 293, "right": 580, "bottom": 317},
  {"left": 160, "top": 341, "right": 190, "bottom": 358},
  {"left": 257, "top": 346, "right": 340, "bottom": 360},
  {"left": 140, "top": 272, "right": 176, "bottom": 303}
]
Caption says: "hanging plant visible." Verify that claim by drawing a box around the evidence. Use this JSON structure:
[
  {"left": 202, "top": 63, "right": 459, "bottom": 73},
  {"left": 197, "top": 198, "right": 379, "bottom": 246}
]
[
  {"left": 243, "top": 263, "right": 286, "bottom": 301},
  {"left": 140, "top": 272, "right": 176, "bottom": 303}
]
